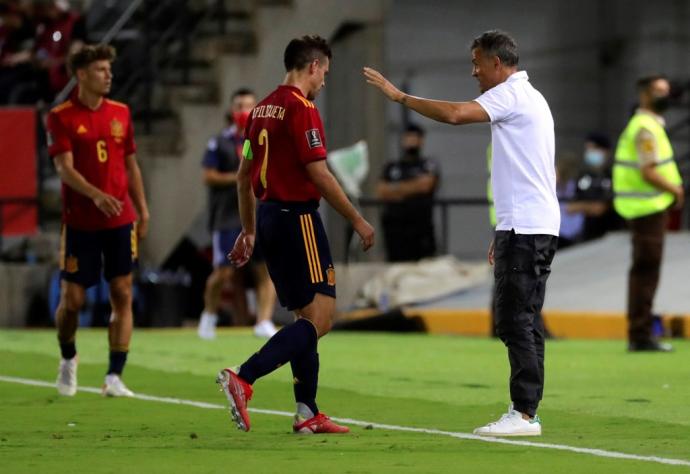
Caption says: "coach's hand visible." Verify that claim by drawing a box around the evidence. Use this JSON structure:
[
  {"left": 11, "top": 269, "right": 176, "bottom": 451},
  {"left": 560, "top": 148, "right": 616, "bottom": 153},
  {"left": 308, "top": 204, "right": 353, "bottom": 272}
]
[
  {"left": 488, "top": 238, "right": 495, "bottom": 266},
  {"left": 229, "top": 230, "right": 255, "bottom": 267},
  {"left": 93, "top": 192, "right": 123, "bottom": 218},
  {"left": 353, "top": 216, "right": 375, "bottom": 252},
  {"left": 363, "top": 67, "right": 405, "bottom": 103}
]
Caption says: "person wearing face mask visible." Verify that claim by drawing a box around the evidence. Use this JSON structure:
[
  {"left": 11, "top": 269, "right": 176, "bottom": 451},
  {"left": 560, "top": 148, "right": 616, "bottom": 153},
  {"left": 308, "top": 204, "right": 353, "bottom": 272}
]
[
  {"left": 613, "top": 75, "right": 684, "bottom": 352},
  {"left": 565, "top": 133, "right": 623, "bottom": 242},
  {"left": 376, "top": 123, "right": 440, "bottom": 262},
  {"left": 198, "top": 88, "right": 278, "bottom": 340}
]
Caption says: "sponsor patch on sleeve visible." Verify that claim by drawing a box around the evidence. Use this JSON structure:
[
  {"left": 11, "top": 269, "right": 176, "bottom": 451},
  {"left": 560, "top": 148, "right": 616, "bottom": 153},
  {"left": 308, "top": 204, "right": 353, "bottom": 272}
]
[{"left": 305, "top": 129, "right": 322, "bottom": 149}]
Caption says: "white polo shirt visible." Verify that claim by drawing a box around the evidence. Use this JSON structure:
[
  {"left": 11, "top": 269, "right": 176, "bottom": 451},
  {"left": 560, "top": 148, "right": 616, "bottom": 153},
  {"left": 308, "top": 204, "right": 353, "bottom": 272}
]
[{"left": 475, "top": 70, "right": 560, "bottom": 236}]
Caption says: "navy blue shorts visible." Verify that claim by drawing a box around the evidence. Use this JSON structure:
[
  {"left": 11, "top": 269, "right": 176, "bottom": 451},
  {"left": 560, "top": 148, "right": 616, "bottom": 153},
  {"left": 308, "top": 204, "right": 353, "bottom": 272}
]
[
  {"left": 212, "top": 228, "right": 241, "bottom": 267},
  {"left": 257, "top": 201, "right": 335, "bottom": 311},
  {"left": 212, "top": 227, "right": 265, "bottom": 267},
  {"left": 60, "top": 223, "right": 137, "bottom": 288}
]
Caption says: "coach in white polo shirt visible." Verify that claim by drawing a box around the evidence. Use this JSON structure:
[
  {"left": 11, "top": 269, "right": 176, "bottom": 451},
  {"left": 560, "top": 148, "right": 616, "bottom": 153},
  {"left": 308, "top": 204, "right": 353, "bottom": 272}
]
[{"left": 364, "top": 30, "right": 559, "bottom": 437}]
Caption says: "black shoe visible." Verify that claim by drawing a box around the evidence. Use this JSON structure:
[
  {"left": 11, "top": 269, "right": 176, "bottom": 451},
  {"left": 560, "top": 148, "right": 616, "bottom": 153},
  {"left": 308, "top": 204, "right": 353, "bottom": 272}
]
[{"left": 627, "top": 340, "right": 673, "bottom": 352}]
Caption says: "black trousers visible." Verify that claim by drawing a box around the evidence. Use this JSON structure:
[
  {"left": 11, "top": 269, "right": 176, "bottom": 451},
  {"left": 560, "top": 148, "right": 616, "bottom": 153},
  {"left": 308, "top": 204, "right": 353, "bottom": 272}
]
[
  {"left": 627, "top": 210, "right": 667, "bottom": 343},
  {"left": 493, "top": 230, "right": 557, "bottom": 417}
]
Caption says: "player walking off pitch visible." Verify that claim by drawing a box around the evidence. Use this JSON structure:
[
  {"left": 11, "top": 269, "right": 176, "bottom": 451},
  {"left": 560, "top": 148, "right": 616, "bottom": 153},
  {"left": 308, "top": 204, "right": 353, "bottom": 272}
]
[{"left": 217, "top": 35, "right": 375, "bottom": 434}]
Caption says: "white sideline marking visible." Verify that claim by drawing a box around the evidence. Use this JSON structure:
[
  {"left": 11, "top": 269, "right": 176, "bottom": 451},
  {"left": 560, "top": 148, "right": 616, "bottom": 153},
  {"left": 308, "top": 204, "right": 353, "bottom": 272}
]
[{"left": 1, "top": 375, "right": 689, "bottom": 468}]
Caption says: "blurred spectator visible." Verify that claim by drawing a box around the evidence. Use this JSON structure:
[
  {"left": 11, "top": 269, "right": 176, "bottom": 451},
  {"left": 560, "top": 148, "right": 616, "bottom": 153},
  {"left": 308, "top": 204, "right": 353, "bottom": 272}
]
[
  {"left": 0, "top": 0, "right": 86, "bottom": 104},
  {"left": 32, "top": 0, "right": 86, "bottom": 101},
  {"left": 0, "top": 0, "right": 34, "bottom": 103},
  {"left": 555, "top": 153, "right": 584, "bottom": 248},
  {"left": 566, "top": 133, "right": 623, "bottom": 242},
  {"left": 376, "top": 123, "right": 440, "bottom": 262}
]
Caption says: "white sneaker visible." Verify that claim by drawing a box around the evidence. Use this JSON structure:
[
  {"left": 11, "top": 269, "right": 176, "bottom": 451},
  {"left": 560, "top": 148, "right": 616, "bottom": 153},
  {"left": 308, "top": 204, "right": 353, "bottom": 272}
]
[
  {"left": 198, "top": 313, "right": 218, "bottom": 340},
  {"left": 253, "top": 320, "right": 277, "bottom": 338},
  {"left": 473, "top": 405, "right": 542, "bottom": 437},
  {"left": 102, "top": 374, "right": 134, "bottom": 397},
  {"left": 56, "top": 357, "right": 78, "bottom": 396}
]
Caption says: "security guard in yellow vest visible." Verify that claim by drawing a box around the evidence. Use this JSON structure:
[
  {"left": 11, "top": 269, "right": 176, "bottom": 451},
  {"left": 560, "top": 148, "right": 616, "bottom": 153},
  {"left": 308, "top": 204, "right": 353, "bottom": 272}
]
[{"left": 613, "top": 75, "right": 683, "bottom": 352}]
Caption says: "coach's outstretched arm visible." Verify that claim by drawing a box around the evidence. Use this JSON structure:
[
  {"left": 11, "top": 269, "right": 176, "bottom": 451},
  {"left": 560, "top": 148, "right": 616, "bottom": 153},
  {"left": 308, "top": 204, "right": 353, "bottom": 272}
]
[
  {"left": 363, "top": 67, "right": 490, "bottom": 125},
  {"left": 306, "top": 160, "right": 375, "bottom": 251},
  {"left": 228, "top": 156, "right": 256, "bottom": 267}
]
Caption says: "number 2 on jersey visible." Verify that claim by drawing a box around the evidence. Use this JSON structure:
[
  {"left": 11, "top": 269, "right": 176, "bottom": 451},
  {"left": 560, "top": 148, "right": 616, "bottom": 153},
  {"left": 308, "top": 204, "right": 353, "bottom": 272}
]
[
  {"left": 259, "top": 128, "right": 269, "bottom": 188},
  {"left": 96, "top": 140, "right": 108, "bottom": 163}
]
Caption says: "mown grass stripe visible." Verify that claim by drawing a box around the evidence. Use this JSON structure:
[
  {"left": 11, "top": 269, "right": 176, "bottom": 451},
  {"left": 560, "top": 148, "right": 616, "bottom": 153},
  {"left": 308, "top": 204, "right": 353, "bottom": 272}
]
[{"left": 1, "top": 374, "right": 688, "bottom": 468}]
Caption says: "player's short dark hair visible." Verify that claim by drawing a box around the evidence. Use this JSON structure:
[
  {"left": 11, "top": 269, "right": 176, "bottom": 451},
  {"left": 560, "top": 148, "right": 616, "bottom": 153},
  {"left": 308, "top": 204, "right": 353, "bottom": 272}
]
[
  {"left": 231, "top": 87, "right": 255, "bottom": 101},
  {"left": 404, "top": 123, "right": 425, "bottom": 137},
  {"left": 68, "top": 44, "right": 116, "bottom": 75},
  {"left": 470, "top": 30, "right": 519, "bottom": 67},
  {"left": 283, "top": 35, "right": 332, "bottom": 72},
  {"left": 585, "top": 132, "right": 611, "bottom": 150},
  {"left": 636, "top": 74, "right": 668, "bottom": 92}
]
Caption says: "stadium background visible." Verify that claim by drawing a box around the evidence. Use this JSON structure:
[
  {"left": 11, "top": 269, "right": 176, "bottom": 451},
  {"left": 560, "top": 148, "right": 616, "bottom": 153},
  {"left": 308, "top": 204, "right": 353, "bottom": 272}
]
[
  {"left": 1, "top": 0, "right": 690, "bottom": 328},
  {"left": 2, "top": 2, "right": 690, "bottom": 473}
]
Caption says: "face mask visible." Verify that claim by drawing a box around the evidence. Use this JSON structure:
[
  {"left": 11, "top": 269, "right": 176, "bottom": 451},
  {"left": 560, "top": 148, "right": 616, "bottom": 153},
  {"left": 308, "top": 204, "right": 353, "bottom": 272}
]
[
  {"left": 404, "top": 146, "right": 420, "bottom": 158},
  {"left": 584, "top": 149, "right": 605, "bottom": 168},
  {"left": 651, "top": 95, "right": 670, "bottom": 114},
  {"left": 232, "top": 111, "right": 250, "bottom": 130}
]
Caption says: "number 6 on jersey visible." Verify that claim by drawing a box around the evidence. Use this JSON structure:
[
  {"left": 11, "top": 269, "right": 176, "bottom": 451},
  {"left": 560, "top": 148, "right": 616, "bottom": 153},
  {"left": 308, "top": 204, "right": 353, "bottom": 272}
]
[{"left": 97, "top": 140, "right": 108, "bottom": 163}]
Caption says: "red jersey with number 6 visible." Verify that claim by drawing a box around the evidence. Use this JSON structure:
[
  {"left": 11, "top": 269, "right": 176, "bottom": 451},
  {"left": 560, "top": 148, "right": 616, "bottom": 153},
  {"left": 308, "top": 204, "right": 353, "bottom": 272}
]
[
  {"left": 243, "top": 85, "right": 327, "bottom": 202},
  {"left": 47, "top": 98, "right": 137, "bottom": 230}
]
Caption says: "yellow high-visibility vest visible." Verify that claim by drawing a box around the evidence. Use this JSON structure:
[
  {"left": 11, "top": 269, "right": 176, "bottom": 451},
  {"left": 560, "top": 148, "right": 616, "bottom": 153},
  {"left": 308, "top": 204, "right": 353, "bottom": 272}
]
[{"left": 613, "top": 111, "right": 681, "bottom": 219}]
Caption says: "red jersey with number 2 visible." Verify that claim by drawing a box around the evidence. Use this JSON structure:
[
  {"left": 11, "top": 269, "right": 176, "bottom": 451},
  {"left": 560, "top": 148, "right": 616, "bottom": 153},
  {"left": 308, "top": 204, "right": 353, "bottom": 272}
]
[
  {"left": 47, "top": 98, "right": 137, "bottom": 230},
  {"left": 244, "top": 85, "right": 327, "bottom": 202}
]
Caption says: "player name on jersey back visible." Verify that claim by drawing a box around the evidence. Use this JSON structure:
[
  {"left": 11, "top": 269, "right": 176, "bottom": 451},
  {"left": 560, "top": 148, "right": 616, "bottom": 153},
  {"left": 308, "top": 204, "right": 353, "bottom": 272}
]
[{"left": 252, "top": 104, "right": 286, "bottom": 121}]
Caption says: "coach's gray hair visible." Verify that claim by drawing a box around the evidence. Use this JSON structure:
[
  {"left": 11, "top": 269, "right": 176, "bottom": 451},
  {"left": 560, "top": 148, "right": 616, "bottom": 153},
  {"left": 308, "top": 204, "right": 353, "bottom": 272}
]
[{"left": 470, "top": 30, "right": 519, "bottom": 66}]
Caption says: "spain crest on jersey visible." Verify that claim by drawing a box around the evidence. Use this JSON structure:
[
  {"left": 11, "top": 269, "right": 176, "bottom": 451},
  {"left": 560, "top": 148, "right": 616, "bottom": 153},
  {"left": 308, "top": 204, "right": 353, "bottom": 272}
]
[
  {"left": 327, "top": 265, "right": 336, "bottom": 286},
  {"left": 111, "top": 119, "right": 124, "bottom": 143}
]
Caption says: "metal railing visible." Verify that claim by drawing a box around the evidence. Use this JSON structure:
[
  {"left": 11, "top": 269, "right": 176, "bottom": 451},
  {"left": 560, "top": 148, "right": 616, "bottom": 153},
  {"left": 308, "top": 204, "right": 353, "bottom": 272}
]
[
  {"left": 358, "top": 197, "right": 490, "bottom": 255},
  {"left": 53, "top": 0, "right": 223, "bottom": 133}
]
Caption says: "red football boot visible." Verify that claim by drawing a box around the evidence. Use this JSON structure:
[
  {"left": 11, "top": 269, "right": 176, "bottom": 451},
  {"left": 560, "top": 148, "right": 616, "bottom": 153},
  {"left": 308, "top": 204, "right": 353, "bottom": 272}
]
[
  {"left": 293, "top": 413, "right": 350, "bottom": 434},
  {"left": 216, "top": 368, "right": 253, "bottom": 431}
]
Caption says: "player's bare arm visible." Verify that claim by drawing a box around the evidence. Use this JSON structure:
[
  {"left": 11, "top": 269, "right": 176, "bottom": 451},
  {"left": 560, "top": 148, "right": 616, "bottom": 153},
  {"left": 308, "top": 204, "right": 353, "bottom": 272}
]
[
  {"left": 203, "top": 168, "right": 239, "bottom": 186},
  {"left": 124, "top": 154, "right": 150, "bottom": 239},
  {"left": 305, "top": 160, "right": 374, "bottom": 251},
  {"left": 54, "top": 151, "right": 123, "bottom": 218},
  {"left": 363, "top": 67, "right": 490, "bottom": 125},
  {"left": 229, "top": 156, "right": 256, "bottom": 267}
]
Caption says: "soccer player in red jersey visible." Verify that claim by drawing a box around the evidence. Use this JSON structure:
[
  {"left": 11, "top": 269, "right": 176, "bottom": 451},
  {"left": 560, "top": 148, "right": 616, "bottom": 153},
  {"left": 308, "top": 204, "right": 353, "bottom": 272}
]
[
  {"left": 47, "top": 44, "right": 149, "bottom": 398},
  {"left": 217, "top": 35, "right": 375, "bottom": 434}
]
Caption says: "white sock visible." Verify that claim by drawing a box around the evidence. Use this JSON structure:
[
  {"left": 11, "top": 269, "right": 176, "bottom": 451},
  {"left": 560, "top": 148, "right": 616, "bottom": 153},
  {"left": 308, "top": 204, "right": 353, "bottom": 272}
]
[{"left": 296, "top": 402, "right": 315, "bottom": 420}]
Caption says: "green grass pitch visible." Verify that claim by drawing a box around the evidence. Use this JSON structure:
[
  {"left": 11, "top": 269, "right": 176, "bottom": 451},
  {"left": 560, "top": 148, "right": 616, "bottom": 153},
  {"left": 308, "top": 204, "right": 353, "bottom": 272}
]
[{"left": 1, "top": 329, "right": 689, "bottom": 473}]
